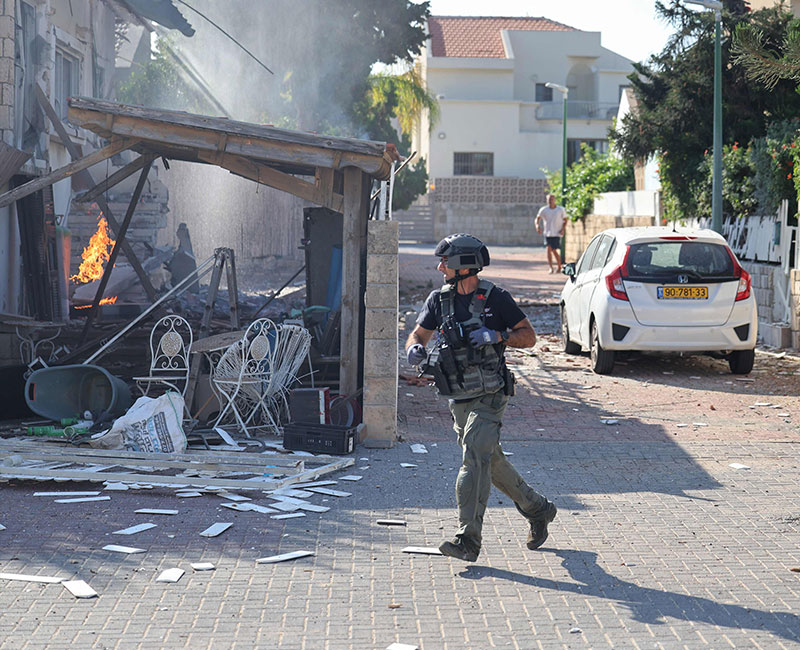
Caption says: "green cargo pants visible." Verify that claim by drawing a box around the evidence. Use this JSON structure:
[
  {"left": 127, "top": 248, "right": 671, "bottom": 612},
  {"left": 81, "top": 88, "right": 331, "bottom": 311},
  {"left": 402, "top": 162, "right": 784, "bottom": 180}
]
[{"left": 449, "top": 390, "right": 550, "bottom": 552}]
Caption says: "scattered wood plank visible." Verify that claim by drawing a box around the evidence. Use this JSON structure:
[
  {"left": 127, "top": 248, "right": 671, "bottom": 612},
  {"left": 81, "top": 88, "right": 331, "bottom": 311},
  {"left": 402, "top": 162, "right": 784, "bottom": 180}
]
[
  {"left": 156, "top": 568, "right": 185, "bottom": 583},
  {"left": 135, "top": 509, "right": 178, "bottom": 516},
  {"left": 191, "top": 563, "right": 215, "bottom": 571},
  {"left": 255, "top": 550, "right": 314, "bottom": 564},
  {"left": 0, "top": 572, "right": 65, "bottom": 583},
  {"left": 102, "top": 545, "right": 145, "bottom": 554},
  {"left": 54, "top": 496, "right": 111, "bottom": 504},
  {"left": 62, "top": 580, "right": 98, "bottom": 598},
  {"left": 401, "top": 547, "right": 443, "bottom": 556},
  {"left": 199, "top": 523, "right": 232, "bottom": 537},
  {"left": 112, "top": 523, "right": 157, "bottom": 535}
]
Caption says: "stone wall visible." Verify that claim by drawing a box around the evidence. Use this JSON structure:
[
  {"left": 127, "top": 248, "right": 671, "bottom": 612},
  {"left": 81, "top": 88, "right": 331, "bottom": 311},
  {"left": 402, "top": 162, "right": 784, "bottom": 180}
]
[
  {"left": 431, "top": 177, "right": 548, "bottom": 245},
  {"left": 745, "top": 262, "right": 800, "bottom": 348},
  {"left": 361, "top": 220, "right": 399, "bottom": 448},
  {"left": 564, "top": 214, "right": 653, "bottom": 263},
  {"left": 0, "top": 0, "right": 13, "bottom": 145}
]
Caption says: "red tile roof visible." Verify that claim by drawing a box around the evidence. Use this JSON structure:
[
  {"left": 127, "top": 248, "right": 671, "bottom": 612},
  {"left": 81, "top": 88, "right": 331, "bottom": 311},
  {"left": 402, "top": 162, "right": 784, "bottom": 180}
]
[{"left": 429, "top": 16, "right": 578, "bottom": 58}]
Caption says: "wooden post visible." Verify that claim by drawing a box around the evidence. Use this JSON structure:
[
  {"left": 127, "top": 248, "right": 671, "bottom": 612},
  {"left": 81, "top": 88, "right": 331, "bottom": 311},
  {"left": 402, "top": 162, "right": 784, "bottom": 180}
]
[{"left": 339, "top": 167, "right": 370, "bottom": 399}]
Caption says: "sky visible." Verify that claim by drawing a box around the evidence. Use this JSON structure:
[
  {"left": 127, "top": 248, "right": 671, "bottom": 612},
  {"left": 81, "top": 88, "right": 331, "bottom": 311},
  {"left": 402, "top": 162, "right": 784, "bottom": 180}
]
[{"left": 426, "top": 0, "right": 675, "bottom": 64}]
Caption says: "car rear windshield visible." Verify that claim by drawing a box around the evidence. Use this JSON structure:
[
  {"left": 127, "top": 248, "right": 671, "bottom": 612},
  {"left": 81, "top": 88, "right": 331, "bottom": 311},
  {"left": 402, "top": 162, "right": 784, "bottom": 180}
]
[{"left": 625, "top": 241, "right": 734, "bottom": 280}]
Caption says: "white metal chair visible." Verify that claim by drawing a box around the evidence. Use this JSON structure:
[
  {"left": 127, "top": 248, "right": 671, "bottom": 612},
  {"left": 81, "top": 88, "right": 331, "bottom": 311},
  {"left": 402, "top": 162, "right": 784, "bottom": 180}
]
[
  {"left": 267, "top": 323, "right": 312, "bottom": 421},
  {"left": 134, "top": 314, "right": 193, "bottom": 398},
  {"left": 211, "top": 318, "right": 278, "bottom": 436}
]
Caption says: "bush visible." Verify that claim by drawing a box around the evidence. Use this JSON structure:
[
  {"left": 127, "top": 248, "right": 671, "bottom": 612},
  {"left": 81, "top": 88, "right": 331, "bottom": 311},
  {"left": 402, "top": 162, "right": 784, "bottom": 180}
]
[
  {"left": 695, "top": 142, "right": 758, "bottom": 220},
  {"left": 545, "top": 145, "right": 635, "bottom": 220},
  {"left": 750, "top": 118, "right": 799, "bottom": 216}
]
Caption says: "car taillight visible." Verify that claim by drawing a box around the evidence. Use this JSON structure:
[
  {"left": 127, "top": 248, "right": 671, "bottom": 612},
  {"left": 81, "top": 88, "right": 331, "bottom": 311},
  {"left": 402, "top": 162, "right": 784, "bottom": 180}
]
[
  {"left": 735, "top": 267, "right": 751, "bottom": 301},
  {"left": 606, "top": 266, "right": 628, "bottom": 300},
  {"left": 605, "top": 246, "right": 630, "bottom": 301},
  {"left": 726, "top": 247, "right": 751, "bottom": 301}
]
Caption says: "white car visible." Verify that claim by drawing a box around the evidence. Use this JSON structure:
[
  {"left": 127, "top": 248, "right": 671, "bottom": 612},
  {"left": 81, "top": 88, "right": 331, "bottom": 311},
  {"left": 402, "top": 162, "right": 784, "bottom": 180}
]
[{"left": 560, "top": 226, "right": 757, "bottom": 375}]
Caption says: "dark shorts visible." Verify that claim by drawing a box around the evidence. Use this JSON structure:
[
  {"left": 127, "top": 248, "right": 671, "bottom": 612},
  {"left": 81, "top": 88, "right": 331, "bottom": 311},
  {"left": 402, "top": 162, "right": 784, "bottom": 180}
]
[{"left": 545, "top": 236, "right": 561, "bottom": 249}]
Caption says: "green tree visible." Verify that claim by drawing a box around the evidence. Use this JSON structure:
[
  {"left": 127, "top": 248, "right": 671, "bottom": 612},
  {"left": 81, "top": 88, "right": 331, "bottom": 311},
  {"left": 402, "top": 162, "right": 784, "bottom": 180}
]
[
  {"left": 117, "top": 38, "right": 211, "bottom": 113},
  {"left": 545, "top": 145, "right": 635, "bottom": 220},
  {"left": 612, "top": 1, "right": 800, "bottom": 218},
  {"left": 353, "top": 67, "right": 439, "bottom": 210}
]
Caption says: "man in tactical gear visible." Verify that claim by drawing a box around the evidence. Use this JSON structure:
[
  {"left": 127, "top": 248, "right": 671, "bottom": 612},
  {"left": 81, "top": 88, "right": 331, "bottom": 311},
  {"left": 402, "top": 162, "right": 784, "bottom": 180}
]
[{"left": 405, "top": 233, "right": 557, "bottom": 563}]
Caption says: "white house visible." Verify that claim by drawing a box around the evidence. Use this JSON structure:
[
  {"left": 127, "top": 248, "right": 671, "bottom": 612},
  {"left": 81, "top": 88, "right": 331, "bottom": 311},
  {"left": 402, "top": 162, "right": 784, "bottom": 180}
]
[{"left": 411, "top": 16, "right": 633, "bottom": 244}]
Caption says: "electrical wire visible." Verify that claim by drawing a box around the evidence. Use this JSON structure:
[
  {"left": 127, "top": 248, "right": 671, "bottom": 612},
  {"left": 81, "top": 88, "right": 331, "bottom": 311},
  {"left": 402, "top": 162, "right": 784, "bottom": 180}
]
[{"left": 173, "top": 0, "right": 273, "bottom": 75}]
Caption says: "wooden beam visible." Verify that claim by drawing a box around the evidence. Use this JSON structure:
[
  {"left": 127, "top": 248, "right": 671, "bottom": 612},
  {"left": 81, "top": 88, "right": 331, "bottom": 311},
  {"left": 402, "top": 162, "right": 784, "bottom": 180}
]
[
  {"left": 339, "top": 167, "right": 370, "bottom": 399},
  {"left": 74, "top": 153, "right": 157, "bottom": 203},
  {"left": 69, "top": 103, "right": 393, "bottom": 179},
  {"left": 0, "top": 137, "right": 137, "bottom": 210},
  {"left": 199, "top": 151, "right": 344, "bottom": 212}
]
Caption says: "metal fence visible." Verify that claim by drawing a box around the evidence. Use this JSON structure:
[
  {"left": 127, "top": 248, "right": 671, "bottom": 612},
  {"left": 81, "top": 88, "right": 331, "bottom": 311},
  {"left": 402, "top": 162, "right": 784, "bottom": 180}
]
[{"left": 536, "top": 101, "right": 619, "bottom": 121}]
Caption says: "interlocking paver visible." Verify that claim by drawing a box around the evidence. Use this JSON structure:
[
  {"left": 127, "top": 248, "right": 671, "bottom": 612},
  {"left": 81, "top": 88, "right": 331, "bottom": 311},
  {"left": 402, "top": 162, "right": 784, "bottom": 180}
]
[{"left": 1, "top": 245, "right": 800, "bottom": 648}]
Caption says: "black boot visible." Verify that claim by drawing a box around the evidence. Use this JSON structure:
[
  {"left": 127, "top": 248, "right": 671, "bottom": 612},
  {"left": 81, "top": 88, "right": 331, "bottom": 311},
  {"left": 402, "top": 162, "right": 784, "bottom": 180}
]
[
  {"left": 526, "top": 501, "right": 557, "bottom": 550},
  {"left": 438, "top": 537, "right": 479, "bottom": 562}
]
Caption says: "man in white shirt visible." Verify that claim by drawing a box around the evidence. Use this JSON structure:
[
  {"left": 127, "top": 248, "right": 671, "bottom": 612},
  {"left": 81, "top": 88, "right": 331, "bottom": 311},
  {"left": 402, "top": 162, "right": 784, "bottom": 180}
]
[{"left": 535, "top": 194, "right": 567, "bottom": 274}]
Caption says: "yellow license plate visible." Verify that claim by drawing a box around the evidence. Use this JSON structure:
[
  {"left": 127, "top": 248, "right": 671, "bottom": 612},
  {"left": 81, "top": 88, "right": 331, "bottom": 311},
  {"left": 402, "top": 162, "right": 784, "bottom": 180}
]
[{"left": 657, "top": 286, "right": 708, "bottom": 299}]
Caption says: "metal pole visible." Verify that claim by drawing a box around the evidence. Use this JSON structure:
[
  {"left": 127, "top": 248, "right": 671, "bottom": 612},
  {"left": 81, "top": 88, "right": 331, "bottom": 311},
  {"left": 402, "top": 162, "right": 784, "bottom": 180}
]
[
  {"left": 561, "top": 92, "right": 568, "bottom": 200},
  {"left": 711, "top": 9, "right": 723, "bottom": 234}
]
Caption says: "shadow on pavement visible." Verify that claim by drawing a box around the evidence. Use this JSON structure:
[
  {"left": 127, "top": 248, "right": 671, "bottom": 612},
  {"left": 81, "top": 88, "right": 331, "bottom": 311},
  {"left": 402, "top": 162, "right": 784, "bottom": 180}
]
[{"left": 459, "top": 549, "right": 800, "bottom": 643}]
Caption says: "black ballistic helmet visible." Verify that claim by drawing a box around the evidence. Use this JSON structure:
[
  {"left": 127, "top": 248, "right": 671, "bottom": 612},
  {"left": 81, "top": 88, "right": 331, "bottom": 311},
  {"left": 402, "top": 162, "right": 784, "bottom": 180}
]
[{"left": 434, "top": 233, "right": 490, "bottom": 272}]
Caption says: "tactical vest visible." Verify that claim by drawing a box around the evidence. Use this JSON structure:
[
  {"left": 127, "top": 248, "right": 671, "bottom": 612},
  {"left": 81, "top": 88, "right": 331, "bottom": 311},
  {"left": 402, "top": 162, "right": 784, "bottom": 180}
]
[{"left": 423, "top": 280, "right": 512, "bottom": 400}]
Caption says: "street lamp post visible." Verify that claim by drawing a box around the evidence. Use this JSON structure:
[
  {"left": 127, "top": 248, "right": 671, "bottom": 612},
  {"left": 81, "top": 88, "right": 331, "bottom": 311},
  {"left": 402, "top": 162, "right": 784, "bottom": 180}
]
[
  {"left": 686, "top": 0, "right": 723, "bottom": 234},
  {"left": 546, "top": 82, "right": 569, "bottom": 200}
]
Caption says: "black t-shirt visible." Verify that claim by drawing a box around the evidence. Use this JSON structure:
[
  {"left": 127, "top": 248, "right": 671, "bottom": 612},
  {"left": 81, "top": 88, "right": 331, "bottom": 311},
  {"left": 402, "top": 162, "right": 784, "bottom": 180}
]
[{"left": 417, "top": 284, "right": 526, "bottom": 333}]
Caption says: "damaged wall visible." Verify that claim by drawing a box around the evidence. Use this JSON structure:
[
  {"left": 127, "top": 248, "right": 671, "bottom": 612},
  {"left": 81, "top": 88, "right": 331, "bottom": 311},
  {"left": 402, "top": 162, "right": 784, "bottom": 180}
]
[{"left": 159, "top": 161, "right": 305, "bottom": 283}]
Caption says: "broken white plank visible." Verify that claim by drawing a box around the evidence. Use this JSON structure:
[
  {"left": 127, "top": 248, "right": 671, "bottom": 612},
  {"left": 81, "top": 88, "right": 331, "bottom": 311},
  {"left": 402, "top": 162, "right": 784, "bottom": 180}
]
[
  {"left": 54, "top": 496, "right": 111, "bottom": 503},
  {"left": 502, "top": 451, "right": 513, "bottom": 457},
  {"left": 221, "top": 502, "right": 251, "bottom": 512},
  {"left": 270, "top": 488, "right": 313, "bottom": 498},
  {"left": 191, "top": 562, "right": 215, "bottom": 571},
  {"left": 0, "top": 572, "right": 65, "bottom": 584},
  {"left": 306, "top": 487, "right": 351, "bottom": 498},
  {"left": 256, "top": 550, "right": 314, "bottom": 564},
  {"left": 156, "top": 568, "right": 185, "bottom": 583},
  {"left": 102, "top": 544, "right": 145, "bottom": 554},
  {"left": 0, "top": 524, "right": 5, "bottom": 531},
  {"left": 268, "top": 500, "right": 302, "bottom": 512},
  {"left": 401, "top": 547, "right": 443, "bottom": 556},
  {"left": 199, "top": 522, "right": 232, "bottom": 537},
  {"left": 112, "top": 523, "right": 157, "bottom": 536},
  {"left": 729, "top": 463, "right": 751, "bottom": 470},
  {"left": 33, "top": 491, "right": 101, "bottom": 497},
  {"left": 290, "top": 480, "right": 337, "bottom": 489},
  {"left": 339, "top": 475, "right": 363, "bottom": 482},
  {"left": 271, "top": 512, "right": 306, "bottom": 520},
  {"left": 176, "top": 491, "right": 203, "bottom": 498},
  {"left": 376, "top": 519, "right": 406, "bottom": 526},
  {"left": 754, "top": 402, "right": 772, "bottom": 407},
  {"left": 692, "top": 423, "right": 708, "bottom": 427},
  {"left": 135, "top": 509, "right": 178, "bottom": 516},
  {"left": 600, "top": 419, "right": 619, "bottom": 425},
  {"left": 241, "top": 503, "right": 277, "bottom": 514},
  {"left": 62, "top": 580, "right": 98, "bottom": 598},
  {"left": 410, "top": 444, "right": 427, "bottom": 454},
  {"left": 296, "top": 503, "right": 329, "bottom": 513},
  {"left": 676, "top": 424, "right": 689, "bottom": 428},
  {"left": 217, "top": 492, "right": 252, "bottom": 502},
  {"left": 386, "top": 643, "right": 419, "bottom": 650},
  {"left": 400, "top": 463, "right": 417, "bottom": 469},
  {"left": 103, "top": 483, "right": 130, "bottom": 491}
]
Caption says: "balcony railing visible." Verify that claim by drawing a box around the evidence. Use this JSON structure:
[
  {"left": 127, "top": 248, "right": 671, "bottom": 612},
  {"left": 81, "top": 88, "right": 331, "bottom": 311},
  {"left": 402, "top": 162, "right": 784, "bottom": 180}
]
[{"left": 536, "top": 101, "right": 620, "bottom": 121}]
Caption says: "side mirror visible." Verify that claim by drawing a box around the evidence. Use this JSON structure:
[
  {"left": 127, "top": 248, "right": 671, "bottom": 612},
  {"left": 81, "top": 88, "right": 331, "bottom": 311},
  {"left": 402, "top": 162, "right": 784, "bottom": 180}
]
[{"left": 563, "top": 263, "right": 576, "bottom": 279}]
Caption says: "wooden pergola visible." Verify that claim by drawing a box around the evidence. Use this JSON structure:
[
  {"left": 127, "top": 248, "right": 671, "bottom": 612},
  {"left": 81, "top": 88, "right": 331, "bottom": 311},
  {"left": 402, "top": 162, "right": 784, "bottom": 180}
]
[{"left": 0, "top": 97, "right": 398, "bottom": 399}]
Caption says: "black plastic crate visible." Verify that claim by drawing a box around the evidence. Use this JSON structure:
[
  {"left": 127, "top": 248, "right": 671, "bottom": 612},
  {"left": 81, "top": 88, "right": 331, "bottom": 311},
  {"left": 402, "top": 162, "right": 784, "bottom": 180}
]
[{"left": 282, "top": 422, "right": 356, "bottom": 455}]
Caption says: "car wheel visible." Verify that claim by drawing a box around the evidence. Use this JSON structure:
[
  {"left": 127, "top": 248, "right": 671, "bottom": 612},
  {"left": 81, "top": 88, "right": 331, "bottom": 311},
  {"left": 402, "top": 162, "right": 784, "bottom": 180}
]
[
  {"left": 728, "top": 348, "right": 754, "bottom": 375},
  {"left": 590, "top": 320, "right": 615, "bottom": 374},
  {"left": 561, "top": 307, "right": 581, "bottom": 354}
]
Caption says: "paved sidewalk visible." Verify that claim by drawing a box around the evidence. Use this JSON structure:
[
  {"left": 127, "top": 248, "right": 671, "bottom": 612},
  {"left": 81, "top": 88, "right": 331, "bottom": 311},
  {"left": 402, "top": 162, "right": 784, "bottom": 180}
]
[{"left": 0, "top": 245, "right": 799, "bottom": 649}]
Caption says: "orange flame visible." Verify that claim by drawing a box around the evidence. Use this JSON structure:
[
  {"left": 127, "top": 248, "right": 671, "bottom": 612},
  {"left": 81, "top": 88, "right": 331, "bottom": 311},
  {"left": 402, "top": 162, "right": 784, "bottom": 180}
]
[
  {"left": 73, "top": 296, "right": 119, "bottom": 310},
  {"left": 70, "top": 217, "right": 116, "bottom": 284}
]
